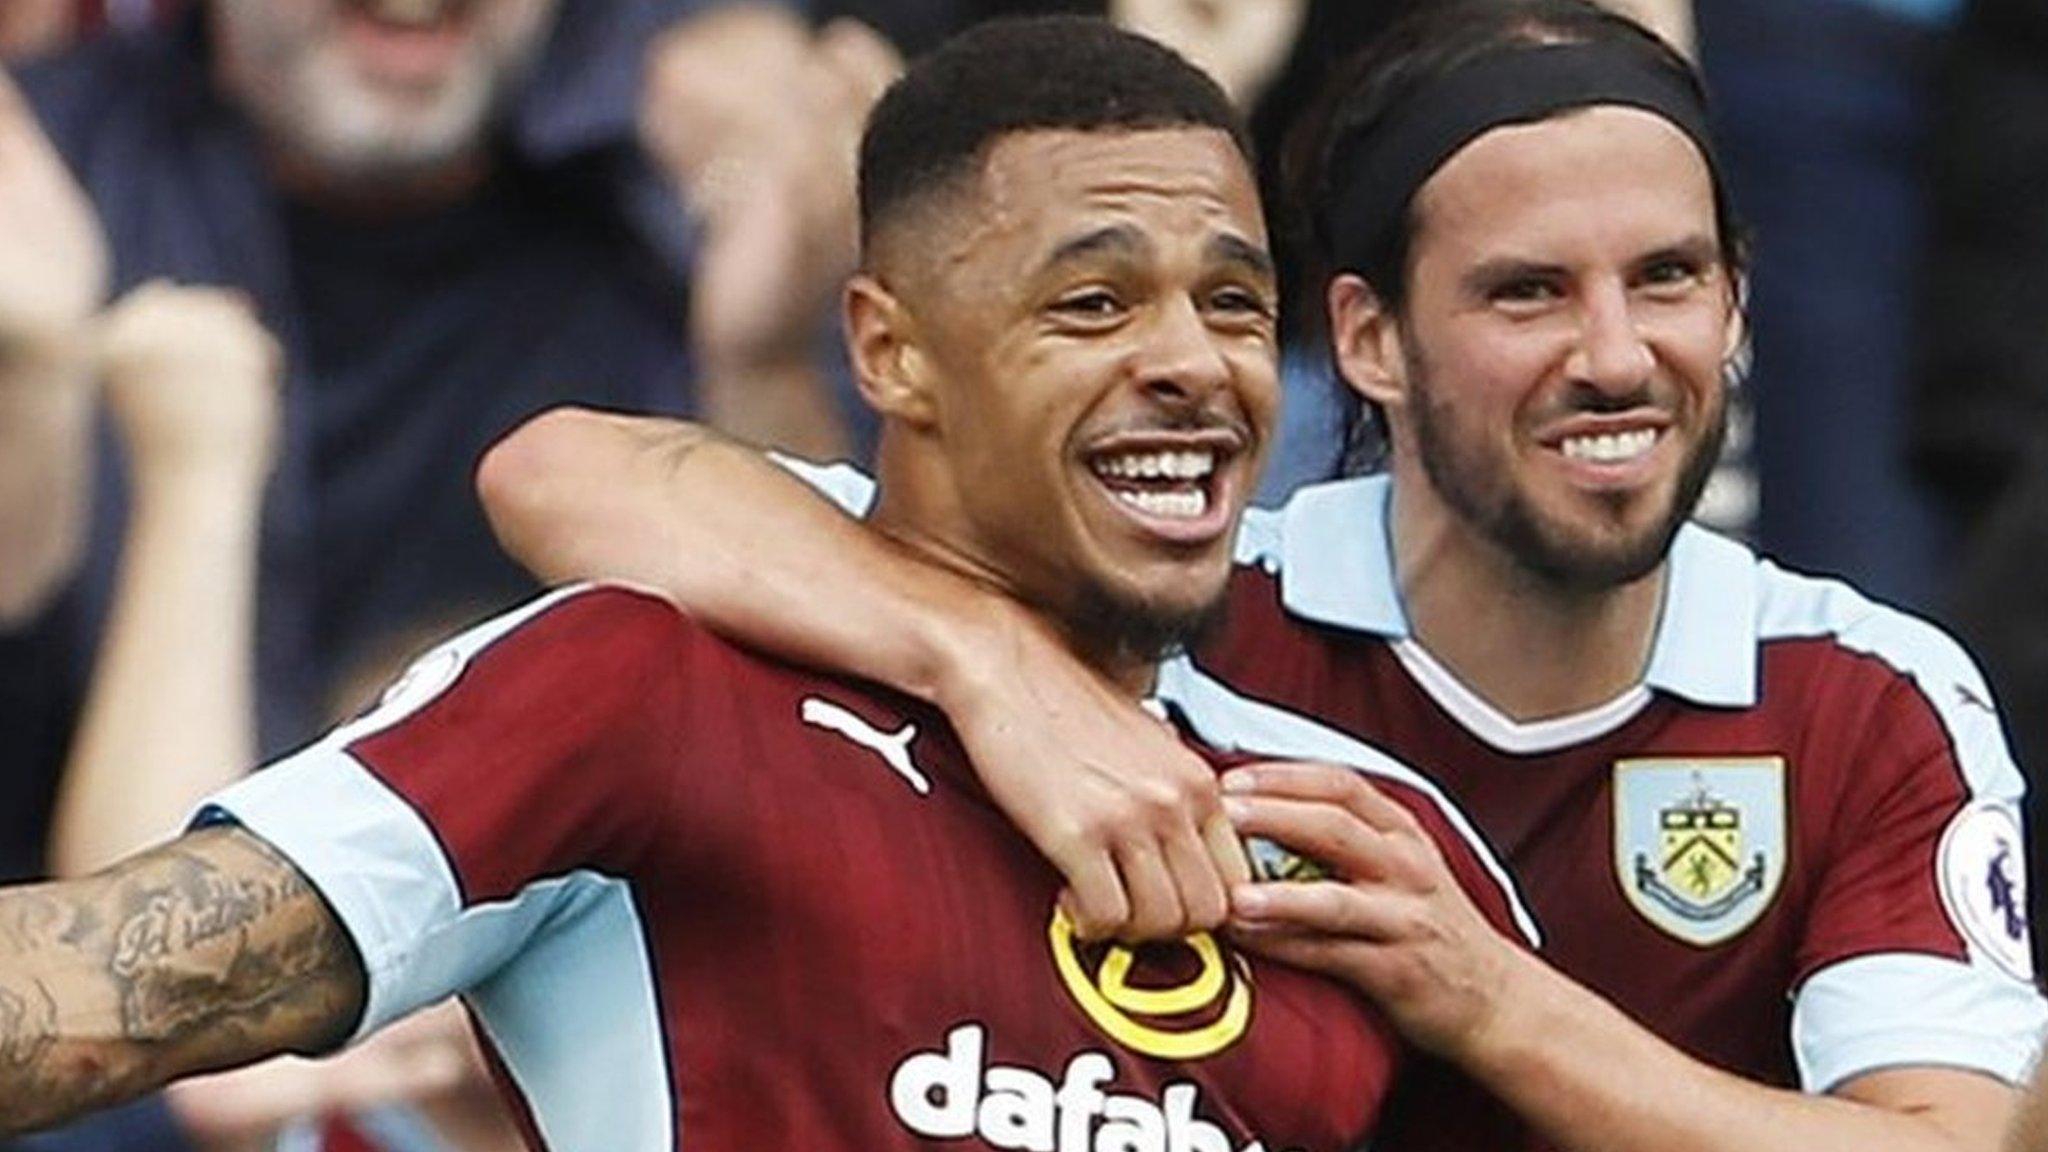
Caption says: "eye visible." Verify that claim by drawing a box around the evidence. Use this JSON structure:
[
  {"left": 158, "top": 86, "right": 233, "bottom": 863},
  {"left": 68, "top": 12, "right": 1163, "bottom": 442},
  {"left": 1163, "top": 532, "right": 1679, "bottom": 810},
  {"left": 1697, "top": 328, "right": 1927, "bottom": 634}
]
[
  {"left": 1207, "top": 286, "right": 1277, "bottom": 319},
  {"left": 1051, "top": 289, "right": 1123, "bottom": 318},
  {"left": 1488, "top": 275, "right": 1563, "bottom": 309},
  {"left": 1637, "top": 256, "right": 1708, "bottom": 295}
]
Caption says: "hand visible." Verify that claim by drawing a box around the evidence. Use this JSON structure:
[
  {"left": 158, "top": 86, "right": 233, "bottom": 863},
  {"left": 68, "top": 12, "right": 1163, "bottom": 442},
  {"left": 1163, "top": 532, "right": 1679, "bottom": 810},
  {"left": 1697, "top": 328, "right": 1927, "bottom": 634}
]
[
  {"left": 0, "top": 65, "right": 107, "bottom": 365},
  {"left": 642, "top": 7, "right": 899, "bottom": 375},
  {"left": 95, "top": 281, "right": 282, "bottom": 488},
  {"left": 1110, "top": 0, "right": 1307, "bottom": 107},
  {"left": 940, "top": 602, "right": 1251, "bottom": 943},
  {"left": 1220, "top": 761, "right": 1529, "bottom": 1060}
]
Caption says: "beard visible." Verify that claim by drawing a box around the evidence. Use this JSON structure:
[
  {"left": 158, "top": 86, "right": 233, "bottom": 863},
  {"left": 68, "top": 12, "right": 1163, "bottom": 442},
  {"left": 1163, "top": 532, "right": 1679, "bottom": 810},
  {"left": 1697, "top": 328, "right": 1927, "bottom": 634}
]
[
  {"left": 1062, "top": 576, "right": 1230, "bottom": 674},
  {"left": 1407, "top": 351, "right": 1727, "bottom": 594},
  {"left": 211, "top": 0, "right": 558, "bottom": 182}
]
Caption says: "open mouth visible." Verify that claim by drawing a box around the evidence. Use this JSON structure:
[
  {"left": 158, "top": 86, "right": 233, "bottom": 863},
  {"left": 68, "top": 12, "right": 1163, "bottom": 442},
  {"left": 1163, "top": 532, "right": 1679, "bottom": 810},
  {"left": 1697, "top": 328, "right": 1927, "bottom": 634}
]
[
  {"left": 1090, "top": 447, "right": 1219, "bottom": 521},
  {"left": 335, "top": 0, "right": 476, "bottom": 86},
  {"left": 1558, "top": 427, "right": 1660, "bottom": 466}
]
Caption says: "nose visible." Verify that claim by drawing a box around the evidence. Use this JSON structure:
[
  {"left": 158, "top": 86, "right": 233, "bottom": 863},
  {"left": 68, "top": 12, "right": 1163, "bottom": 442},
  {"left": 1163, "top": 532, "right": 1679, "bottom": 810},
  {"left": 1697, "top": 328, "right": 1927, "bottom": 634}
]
[
  {"left": 1564, "top": 280, "right": 1656, "bottom": 398},
  {"left": 1134, "top": 294, "right": 1233, "bottom": 407}
]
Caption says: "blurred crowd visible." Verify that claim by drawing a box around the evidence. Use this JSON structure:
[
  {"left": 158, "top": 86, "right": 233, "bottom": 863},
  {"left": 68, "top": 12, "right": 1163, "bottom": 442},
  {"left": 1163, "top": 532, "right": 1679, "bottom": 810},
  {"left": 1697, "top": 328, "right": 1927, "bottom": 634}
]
[{"left": 1, "top": 0, "right": 2044, "bottom": 1149}]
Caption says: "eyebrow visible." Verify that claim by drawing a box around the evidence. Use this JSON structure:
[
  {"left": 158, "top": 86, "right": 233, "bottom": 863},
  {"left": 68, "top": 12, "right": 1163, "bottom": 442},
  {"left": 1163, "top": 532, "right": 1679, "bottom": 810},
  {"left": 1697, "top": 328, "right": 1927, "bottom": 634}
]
[
  {"left": 1041, "top": 225, "right": 1151, "bottom": 273},
  {"left": 1208, "top": 233, "right": 1278, "bottom": 283},
  {"left": 1037, "top": 225, "right": 1276, "bottom": 283},
  {"left": 1459, "top": 233, "right": 1725, "bottom": 295},
  {"left": 1632, "top": 233, "right": 1722, "bottom": 270}
]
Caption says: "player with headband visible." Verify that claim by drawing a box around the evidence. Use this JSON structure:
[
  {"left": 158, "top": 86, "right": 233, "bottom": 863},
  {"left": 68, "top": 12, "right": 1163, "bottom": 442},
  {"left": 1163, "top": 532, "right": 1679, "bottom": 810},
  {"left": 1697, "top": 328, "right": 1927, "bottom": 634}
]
[{"left": 481, "top": 2, "right": 2046, "bottom": 1149}]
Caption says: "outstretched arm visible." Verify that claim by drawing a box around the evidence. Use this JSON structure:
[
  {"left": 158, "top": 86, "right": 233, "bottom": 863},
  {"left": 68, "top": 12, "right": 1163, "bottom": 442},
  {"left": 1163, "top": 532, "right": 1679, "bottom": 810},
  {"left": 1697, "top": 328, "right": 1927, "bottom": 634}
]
[
  {"left": 477, "top": 406, "right": 1248, "bottom": 940},
  {"left": 0, "top": 826, "right": 365, "bottom": 1136}
]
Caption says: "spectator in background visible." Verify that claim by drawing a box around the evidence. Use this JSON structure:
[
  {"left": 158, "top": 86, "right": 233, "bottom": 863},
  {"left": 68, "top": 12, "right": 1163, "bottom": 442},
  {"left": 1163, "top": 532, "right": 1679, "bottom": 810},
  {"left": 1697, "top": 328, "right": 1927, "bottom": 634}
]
[
  {"left": 0, "top": 6, "right": 885, "bottom": 1143},
  {"left": 1695, "top": 0, "right": 1960, "bottom": 608},
  {"left": 0, "top": 0, "right": 183, "bottom": 58},
  {"left": 23, "top": 279, "right": 520, "bottom": 1152},
  {"left": 0, "top": 0, "right": 882, "bottom": 852},
  {"left": 0, "top": 0, "right": 78, "bottom": 57},
  {"left": 1916, "top": 0, "right": 2048, "bottom": 974}
]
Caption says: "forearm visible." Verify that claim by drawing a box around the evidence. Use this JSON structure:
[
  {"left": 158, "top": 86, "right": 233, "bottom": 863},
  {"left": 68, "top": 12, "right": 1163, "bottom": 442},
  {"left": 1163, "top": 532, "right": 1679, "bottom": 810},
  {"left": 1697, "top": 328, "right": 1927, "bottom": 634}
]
[
  {"left": 0, "top": 353, "right": 92, "bottom": 626},
  {"left": 479, "top": 406, "right": 1011, "bottom": 703},
  {"left": 0, "top": 828, "right": 363, "bottom": 1136},
  {"left": 1468, "top": 953, "right": 2010, "bottom": 1152},
  {"left": 2005, "top": 1047, "right": 2048, "bottom": 1152},
  {"left": 50, "top": 475, "right": 264, "bottom": 877}
]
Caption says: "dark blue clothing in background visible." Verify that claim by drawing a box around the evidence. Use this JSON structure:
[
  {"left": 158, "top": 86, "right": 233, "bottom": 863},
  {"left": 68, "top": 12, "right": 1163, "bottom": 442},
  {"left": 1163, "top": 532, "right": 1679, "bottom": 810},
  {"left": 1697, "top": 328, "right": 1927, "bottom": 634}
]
[
  {"left": 1698, "top": 0, "right": 1955, "bottom": 611},
  {"left": 7, "top": 0, "right": 706, "bottom": 755},
  {"left": 2, "top": 4, "right": 717, "bottom": 1145}
]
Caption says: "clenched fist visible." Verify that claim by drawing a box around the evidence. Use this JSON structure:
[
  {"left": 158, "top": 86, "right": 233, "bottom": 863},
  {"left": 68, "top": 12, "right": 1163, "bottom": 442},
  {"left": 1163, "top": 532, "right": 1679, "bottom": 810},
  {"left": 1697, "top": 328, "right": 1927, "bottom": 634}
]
[{"left": 96, "top": 281, "right": 283, "bottom": 488}]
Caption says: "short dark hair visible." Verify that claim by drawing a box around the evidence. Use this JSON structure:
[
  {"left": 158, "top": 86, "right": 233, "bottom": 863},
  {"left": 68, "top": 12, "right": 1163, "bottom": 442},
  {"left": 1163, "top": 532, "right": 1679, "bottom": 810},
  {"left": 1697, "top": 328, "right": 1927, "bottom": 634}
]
[
  {"left": 858, "top": 15, "right": 1252, "bottom": 259},
  {"left": 1281, "top": 0, "right": 1747, "bottom": 472}
]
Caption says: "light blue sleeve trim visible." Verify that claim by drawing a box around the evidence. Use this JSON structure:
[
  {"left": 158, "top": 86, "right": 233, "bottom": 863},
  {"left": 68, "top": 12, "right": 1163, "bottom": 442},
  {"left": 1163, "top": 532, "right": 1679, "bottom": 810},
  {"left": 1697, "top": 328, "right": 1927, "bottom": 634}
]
[
  {"left": 198, "top": 747, "right": 562, "bottom": 1040},
  {"left": 200, "top": 752, "right": 677, "bottom": 1152},
  {"left": 1792, "top": 952, "right": 2048, "bottom": 1091},
  {"left": 767, "top": 452, "right": 877, "bottom": 517}
]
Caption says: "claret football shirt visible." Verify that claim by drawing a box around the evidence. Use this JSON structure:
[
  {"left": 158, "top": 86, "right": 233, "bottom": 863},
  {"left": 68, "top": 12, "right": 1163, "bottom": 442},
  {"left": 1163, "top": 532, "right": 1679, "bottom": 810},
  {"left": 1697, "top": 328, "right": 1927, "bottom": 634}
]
[
  {"left": 1208, "top": 474, "right": 2045, "bottom": 1106},
  {"left": 204, "top": 583, "right": 1537, "bottom": 1151}
]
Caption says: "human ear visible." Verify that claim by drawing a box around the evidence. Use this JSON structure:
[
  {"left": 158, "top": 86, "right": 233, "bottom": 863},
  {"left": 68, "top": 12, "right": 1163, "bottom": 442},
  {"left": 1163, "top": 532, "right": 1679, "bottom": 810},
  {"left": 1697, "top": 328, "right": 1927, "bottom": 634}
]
[
  {"left": 844, "top": 274, "right": 938, "bottom": 429},
  {"left": 1328, "top": 274, "right": 1406, "bottom": 411}
]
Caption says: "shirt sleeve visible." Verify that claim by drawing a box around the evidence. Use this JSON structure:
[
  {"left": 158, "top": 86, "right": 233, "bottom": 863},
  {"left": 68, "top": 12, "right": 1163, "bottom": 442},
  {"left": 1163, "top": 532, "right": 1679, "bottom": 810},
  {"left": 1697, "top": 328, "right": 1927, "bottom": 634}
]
[
  {"left": 195, "top": 584, "right": 694, "bottom": 1041},
  {"left": 1790, "top": 616, "right": 2047, "bottom": 1089}
]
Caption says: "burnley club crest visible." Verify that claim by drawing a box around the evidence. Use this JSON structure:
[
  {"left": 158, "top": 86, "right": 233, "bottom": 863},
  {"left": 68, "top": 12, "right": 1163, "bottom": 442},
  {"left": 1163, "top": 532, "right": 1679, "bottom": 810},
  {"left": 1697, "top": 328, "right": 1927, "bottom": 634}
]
[{"left": 1614, "top": 759, "right": 1786, "bottom": 946}]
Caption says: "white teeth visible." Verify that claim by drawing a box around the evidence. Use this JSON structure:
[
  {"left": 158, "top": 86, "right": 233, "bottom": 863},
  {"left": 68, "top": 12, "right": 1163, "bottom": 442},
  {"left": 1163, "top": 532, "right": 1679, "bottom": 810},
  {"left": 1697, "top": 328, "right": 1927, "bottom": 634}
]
[
  {"left": 1092, "top": 449, "right": 1216, "bottom": 481},
  {"left": 1113, "top": 488, "right": 1209, "bottom": 519},
  {"left": 1560, "top": 428, "right": 1658, "bottom": 464}
]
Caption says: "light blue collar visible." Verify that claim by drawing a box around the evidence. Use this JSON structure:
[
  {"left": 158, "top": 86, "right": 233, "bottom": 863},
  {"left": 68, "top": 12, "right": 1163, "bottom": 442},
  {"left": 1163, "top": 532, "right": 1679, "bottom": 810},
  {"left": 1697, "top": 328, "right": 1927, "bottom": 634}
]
[{"left": 1264, "top": 474, "right": 1759, "bottom": 708}]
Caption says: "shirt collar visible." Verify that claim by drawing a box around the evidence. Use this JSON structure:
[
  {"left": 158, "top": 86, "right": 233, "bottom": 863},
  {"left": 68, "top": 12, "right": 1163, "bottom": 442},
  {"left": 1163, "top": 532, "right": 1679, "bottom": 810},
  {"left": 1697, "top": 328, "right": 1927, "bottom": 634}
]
[{"left": 1269, "top": 474, "right": 1760, "bottom": 708}]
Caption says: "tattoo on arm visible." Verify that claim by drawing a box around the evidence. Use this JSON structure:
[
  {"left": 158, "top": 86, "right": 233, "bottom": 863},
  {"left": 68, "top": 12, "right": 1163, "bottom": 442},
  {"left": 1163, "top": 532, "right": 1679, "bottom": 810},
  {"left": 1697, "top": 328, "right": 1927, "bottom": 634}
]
[{"left": 0, "top": 826, "right": 365, "bottom": 1135}]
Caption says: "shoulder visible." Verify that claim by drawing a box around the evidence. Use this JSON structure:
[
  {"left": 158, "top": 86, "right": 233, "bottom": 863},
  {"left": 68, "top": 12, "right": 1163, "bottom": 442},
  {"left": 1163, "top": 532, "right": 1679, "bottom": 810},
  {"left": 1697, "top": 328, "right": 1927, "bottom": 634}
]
[
  {"left": 1159, "top": 659, "right": 1540, "bottom": 947},
  {"left": 1726, "top": 550, "right": 2023, "bottom": 802},
  {"left": 332, "top": 583, "right": 715, "bottom": 742},
  {"left": 1754, "top": 558, "right": 1988, "bottom": 696}
]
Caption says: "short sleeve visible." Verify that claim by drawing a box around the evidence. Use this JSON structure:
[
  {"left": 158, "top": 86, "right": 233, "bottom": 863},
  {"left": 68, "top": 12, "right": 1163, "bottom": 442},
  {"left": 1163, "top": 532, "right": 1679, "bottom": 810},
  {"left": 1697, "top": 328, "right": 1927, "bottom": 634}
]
[
  {"left": 197, "top": 584, "right": 694, "bottom": 1039},
  {"left": 1790, "top": 621, "right": 2046, "bottom": 1088}
]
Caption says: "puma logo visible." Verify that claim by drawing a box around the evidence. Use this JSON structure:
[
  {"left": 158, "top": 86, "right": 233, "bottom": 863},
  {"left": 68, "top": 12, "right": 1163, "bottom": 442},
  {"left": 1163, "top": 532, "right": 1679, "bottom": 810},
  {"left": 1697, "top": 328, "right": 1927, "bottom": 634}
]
[{"left": 801, "top": 697, "right": 932, "bottom": 795}]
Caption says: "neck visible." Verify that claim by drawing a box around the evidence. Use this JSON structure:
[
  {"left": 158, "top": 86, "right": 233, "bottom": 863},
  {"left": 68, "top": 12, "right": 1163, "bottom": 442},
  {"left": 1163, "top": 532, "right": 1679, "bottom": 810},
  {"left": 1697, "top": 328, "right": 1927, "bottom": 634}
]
[
  {"left": 869, "top": 458, "right": 1158, "bottom": 702},
  {"left": 1388, "top": 469, "right": 1665, "bottom": 723}
]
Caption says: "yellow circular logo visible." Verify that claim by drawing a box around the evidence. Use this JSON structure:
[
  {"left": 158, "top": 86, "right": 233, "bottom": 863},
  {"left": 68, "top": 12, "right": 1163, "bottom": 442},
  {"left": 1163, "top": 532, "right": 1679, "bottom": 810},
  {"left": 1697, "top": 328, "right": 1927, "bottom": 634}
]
[{"left": 1047, "top": 907, "right": 1252, "bottom": 1060}]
